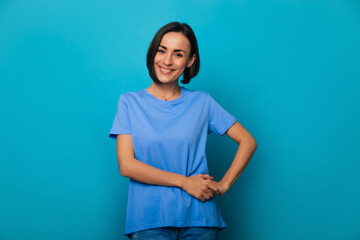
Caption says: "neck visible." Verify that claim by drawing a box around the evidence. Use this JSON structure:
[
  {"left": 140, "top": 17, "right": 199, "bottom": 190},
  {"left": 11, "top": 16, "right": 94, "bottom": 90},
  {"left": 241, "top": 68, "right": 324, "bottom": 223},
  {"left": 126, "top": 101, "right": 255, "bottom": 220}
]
[
  {"left": 152, "top": 82, "right": 179, "bottom": 93},
  {"left": 148, "top": 82, "right": 181, "bottom": 101}
]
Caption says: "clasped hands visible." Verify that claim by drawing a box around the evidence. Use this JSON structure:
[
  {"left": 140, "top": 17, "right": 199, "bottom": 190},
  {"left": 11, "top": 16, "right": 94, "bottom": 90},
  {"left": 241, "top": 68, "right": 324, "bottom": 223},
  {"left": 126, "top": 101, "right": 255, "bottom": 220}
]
[{"left": 181, "top": 174, "right": 229, "bottom": 202}]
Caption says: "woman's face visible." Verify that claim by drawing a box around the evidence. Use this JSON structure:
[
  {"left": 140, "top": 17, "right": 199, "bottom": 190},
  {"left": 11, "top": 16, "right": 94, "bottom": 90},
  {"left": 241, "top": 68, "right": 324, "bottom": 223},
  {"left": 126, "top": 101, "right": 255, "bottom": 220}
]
[{"left": 154, "top": 32, "right": 196, "bottom": 84}]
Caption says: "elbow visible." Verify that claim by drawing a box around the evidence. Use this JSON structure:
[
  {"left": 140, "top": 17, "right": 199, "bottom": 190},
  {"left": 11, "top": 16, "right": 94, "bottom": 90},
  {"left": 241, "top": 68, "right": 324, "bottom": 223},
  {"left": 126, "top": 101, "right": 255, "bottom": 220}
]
[
  {"left": 119, "top": 165, "right": 128, "bottom": 177},
  {"left": 118, "top": 160, "right": 132, "bottom": 178},
  {"left": 251, "top": 138, "right": 257, "bottom": 152},
  {"left": 247, "top": 135, "right": 257, "bottom": 150},
  {"left": 240, "top": 136, "right": 257, "bottom": 152}
]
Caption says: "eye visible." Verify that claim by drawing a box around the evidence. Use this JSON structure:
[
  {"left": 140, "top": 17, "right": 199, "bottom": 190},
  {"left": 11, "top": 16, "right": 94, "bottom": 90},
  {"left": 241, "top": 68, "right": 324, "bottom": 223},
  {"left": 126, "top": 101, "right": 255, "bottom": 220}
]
[
  {"left": 175, "top": 53, "right": 183, "bottom": 57},
  {"left": 157, "top": 49, "right": 165, "bottom": 53}
]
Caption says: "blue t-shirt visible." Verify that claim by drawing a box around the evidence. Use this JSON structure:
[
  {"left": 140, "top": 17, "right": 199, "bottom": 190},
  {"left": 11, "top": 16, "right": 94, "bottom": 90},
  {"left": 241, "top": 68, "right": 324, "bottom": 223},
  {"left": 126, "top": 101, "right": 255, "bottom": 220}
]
[{"left": 109, "top": 86, "right": 237, "bottom": 237}]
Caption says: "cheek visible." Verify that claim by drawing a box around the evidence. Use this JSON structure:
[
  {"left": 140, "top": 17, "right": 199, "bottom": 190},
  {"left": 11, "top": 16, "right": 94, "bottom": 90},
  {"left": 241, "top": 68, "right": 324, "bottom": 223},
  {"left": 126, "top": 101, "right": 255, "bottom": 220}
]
[
  {"left": 176, "top": 59, "right": 187, "bottom": 68},
  {"left": 153, "top": 55, "right": 160, "bottom": 64},
  {"left": 153, "top": 56, "right": 161, "bottom": 68}
]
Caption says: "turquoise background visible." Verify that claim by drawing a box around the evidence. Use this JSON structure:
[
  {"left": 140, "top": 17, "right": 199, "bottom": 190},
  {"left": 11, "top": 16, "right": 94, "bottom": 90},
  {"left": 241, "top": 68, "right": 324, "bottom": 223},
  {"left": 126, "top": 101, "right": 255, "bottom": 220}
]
[{"left": 1, "top": 0, "right": 359, "bottom": 239}]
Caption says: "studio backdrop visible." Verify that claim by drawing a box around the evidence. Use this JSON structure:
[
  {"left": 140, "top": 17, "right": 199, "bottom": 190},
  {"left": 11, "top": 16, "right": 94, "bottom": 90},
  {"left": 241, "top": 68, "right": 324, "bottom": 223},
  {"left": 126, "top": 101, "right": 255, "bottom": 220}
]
[{"left": 0, "top": 0, "right": 359, "bottom": 239}]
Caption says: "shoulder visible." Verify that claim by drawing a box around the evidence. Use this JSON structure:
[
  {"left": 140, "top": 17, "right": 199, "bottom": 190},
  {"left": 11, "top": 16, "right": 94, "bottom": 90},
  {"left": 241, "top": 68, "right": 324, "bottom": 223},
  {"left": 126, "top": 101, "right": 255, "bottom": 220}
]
[
  {"left": 184, "top": 88, "right": 227, "bottom": 111},
  {"left": 182, "top": 87, "right": 211, "bottom": 100},
  {"left": 117, "top": 89, "right": 146, "bottom": 103}
]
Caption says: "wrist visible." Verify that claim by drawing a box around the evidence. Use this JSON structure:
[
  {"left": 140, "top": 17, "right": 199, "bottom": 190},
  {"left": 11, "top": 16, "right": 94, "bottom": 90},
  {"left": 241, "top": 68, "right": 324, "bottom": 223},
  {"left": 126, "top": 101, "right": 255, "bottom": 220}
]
[
  {"left": 220, "top": 180, "right": 231, "bottom": 191},
  {"left": 177, "top": 175, "right": 188, "bottom": 189}
]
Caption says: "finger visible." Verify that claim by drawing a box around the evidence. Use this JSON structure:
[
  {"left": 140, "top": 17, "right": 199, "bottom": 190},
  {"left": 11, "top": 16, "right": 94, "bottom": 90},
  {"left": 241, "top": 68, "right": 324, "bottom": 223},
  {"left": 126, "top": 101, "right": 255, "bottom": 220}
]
[
  {"left": 207, "top": 183, "right": 218, "bottom": 193},
  {"left": 208, "top": 186, "right": 220, "bottom": 196},
  {"left": 201, "top": 174, "right": 214, "bottom": 180},
  {"left": 207, "top": 191, "right": 214, "bottom": 198},
  {"left": 202, "top": 192, "right": 211, "bottom": 200},
  {"left": 198, "top": 196, "right": 205, "bottom": 202},
  {"left": 211, "top": 189, "right": 218, "bottom": 195},
  {"left": 205, "top": 189, "right": 215, "bottom": 199},
  {"left": 208, "top": 187, "right": 215, "bottom": 193},
  {"left": 205, "top": 188, "right": 215, "bottom": 198}
]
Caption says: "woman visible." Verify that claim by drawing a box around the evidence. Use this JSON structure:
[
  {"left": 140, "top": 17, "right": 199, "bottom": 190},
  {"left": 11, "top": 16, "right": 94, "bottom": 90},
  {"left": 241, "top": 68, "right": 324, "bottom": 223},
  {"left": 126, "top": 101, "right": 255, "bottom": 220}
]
[{"left": 109, "top": 22, "right": 257, "bottom": 240}]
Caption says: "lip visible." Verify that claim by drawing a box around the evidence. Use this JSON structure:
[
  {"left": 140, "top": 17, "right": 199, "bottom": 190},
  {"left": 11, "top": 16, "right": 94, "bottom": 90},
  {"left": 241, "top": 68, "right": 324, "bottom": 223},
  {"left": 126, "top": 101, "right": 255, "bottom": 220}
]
[{"left": 158, "top": 65, "right": 174, "bottom": 74}]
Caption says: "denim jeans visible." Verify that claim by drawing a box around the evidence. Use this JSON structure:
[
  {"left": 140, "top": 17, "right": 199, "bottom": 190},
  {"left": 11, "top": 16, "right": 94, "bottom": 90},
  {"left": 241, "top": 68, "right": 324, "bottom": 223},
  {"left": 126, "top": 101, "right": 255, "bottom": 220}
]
[{"left": 130, "top": 226, "right": 219, "bottom": 240}]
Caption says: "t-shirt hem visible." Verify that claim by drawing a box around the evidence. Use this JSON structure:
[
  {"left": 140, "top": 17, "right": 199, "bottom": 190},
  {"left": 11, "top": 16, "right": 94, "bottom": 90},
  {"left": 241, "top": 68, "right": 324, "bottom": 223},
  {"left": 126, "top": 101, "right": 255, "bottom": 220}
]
[
  {"left": 124, "top": 221, "right": 227, "bottom": 239},
  {"left": 218, "top": 118, "right": 237, "bottom": 136},
  {"left": 109, "top": 132, "right": 131, "bottom": 139}
]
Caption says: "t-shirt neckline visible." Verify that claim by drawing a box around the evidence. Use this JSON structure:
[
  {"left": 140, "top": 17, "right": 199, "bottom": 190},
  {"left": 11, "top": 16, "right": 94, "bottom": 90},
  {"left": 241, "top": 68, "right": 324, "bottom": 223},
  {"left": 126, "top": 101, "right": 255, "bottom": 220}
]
[{"left": 144, "top": 86, "right": 185, "bottom": 104}]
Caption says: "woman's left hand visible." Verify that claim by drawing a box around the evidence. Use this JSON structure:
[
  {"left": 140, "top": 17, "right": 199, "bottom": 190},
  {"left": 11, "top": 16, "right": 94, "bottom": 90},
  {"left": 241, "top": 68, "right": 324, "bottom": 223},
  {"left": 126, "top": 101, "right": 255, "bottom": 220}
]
[{"left": 206, "top": 180, "right": 230, "bottom": 196}]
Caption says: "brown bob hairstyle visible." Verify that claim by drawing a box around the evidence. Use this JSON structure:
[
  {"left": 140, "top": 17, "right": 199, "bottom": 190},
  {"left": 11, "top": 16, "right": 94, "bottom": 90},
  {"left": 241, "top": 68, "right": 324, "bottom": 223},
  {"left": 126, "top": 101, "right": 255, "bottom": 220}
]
[{"left": 146, "top": 22, "right": 200, "bottom": 84}]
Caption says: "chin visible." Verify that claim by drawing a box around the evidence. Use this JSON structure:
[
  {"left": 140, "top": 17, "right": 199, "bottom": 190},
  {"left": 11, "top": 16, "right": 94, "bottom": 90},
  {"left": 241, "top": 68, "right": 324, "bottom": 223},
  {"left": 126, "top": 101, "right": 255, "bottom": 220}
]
[
  {"left": 156, "top": 75, "right": 178, "bottom": 84},
  {"left": 158, "top": 80, "right": 176, "bottom": 85}
]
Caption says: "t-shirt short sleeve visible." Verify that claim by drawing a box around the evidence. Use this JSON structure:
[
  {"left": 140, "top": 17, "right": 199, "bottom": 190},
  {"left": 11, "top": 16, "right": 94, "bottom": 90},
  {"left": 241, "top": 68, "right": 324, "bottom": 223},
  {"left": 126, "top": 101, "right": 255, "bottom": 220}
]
[
  {"left": 208, "top": 94, "right": 237, "bottom": 136},
  {"left": 109, "top": 95, "right": 131, "bottom": 139}
]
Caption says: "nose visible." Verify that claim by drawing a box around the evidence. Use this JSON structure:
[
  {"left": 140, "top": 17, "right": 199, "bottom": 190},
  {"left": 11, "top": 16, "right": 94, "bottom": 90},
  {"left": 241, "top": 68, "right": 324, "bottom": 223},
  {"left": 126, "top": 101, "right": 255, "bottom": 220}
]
[{"left": 163, "top": 52, "right": 173, "bottom": 66}]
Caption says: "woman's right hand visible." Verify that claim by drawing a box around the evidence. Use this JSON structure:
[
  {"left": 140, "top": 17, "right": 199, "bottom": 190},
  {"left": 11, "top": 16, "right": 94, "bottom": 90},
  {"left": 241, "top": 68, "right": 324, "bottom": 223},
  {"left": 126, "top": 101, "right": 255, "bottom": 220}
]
[{"left": 181, "top": 174, "right": 219, "bottom": 202}]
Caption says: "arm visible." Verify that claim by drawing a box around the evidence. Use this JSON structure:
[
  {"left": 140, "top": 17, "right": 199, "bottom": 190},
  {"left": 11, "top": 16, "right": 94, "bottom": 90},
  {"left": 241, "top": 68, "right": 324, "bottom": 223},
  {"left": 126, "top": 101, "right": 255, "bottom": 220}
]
[
  {"left": 116, "top": 134, "right": 218, "bottom": 201},
  {"left": 210, "top": 121, "right": 257, "bottom": 195}
]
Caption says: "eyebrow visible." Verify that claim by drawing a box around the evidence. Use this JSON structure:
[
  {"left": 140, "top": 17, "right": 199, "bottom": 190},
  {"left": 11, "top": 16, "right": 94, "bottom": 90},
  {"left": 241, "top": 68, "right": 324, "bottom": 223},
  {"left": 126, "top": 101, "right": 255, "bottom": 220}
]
[{"left": 159, "top": 45, "right": 186, "bottom": 53}]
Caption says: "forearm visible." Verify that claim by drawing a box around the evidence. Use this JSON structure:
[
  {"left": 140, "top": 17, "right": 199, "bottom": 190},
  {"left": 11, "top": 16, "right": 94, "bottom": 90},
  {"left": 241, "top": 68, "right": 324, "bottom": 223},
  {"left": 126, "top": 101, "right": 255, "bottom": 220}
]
[
  {"left": 120, "top": 158, "right": 187, "bottom": 188},
  {"left": 115, "top": 134, "right": 217, "bottom": 201},
  {"left": 220, "top": 139, "right": 257, "bottom": 189}
]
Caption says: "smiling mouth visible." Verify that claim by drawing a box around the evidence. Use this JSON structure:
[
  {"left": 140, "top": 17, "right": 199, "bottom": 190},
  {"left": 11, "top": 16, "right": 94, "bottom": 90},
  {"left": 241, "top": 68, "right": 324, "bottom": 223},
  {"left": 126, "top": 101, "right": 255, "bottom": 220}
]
[{"left": 159, "top": 67, "right": 172, "bottom": 73}]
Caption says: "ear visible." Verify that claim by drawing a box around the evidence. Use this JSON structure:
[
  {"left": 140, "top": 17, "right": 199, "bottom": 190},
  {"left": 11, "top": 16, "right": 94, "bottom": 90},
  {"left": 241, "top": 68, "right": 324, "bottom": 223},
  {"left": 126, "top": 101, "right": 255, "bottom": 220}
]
[{"left": 186, "top": 54, "right": 196, "bottom": 68}]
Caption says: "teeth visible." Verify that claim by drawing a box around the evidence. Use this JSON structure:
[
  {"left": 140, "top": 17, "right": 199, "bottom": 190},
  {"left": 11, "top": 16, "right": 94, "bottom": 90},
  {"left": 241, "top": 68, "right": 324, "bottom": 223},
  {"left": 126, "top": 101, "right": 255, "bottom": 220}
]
[{"left": 160, "top": 67, "right": 171, "bottom": 73}]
